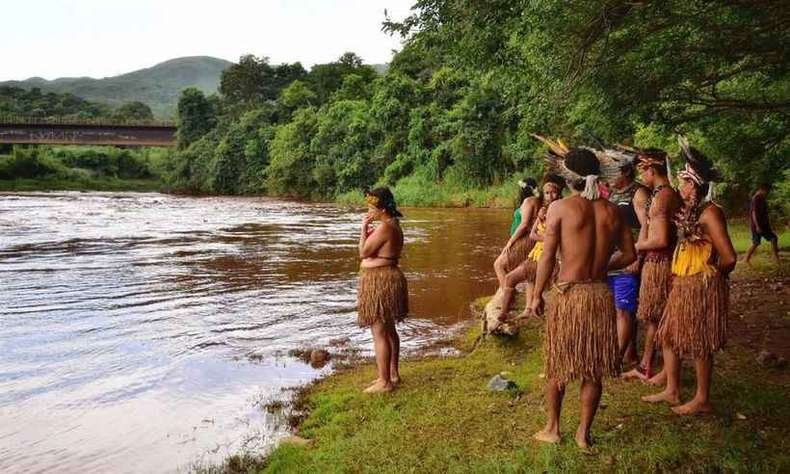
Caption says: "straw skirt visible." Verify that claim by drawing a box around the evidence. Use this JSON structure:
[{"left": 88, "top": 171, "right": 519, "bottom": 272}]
[
  {"left": 636, "top": 256, "right": 672, "bottom": 324},
  {"left": 544, "top": 281, "right": 620, "bottom": 385},
  {"left": 658, "top": 272, "right": 728, "bottom": 358},
  {"left": 357, "top": 266, "right": 408, "bottom": 327},
  {"left": 504, "top": 237, "right": 534, "bottom": 273}
]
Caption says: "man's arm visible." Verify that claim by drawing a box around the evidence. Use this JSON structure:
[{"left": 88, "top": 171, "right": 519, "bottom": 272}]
[
  {"left": 636, "top": 189, "right": 674, "bottom": 251},
  {"left": 702, "top": 205, "right": 737, "bottom": 275},
  {"left": 609, "top": 217, "right": 637, "bottom": 271},
  {"left": 532, "top": 202, "right": 561, "bottom": 302}
]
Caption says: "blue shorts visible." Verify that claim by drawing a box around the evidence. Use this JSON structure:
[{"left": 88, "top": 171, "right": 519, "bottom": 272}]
[
  {"left": 751, "top": 229, "right": 777, "bottom": 246},
  {"left": 608, "top": 274, "right": 639, "bottom": 314}
]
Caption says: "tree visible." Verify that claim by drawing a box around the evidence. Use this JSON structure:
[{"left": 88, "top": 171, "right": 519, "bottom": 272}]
[
  {"left": 307, "top": 52, "right": 378, "bottom": 104},
  {"left": 220, "top": 55, "right": 307, "bottom": 111},
  {"left": 279, "top": 80, "right": 316, "bottom": 110},
  {"left": 176, "top": 87, "right": 217, "bottom": 148},
  {"left": 112, "top": 101, "right": 154, "bottom": 122}
]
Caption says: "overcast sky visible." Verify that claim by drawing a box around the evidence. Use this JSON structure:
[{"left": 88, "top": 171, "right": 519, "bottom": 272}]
[{"left": 1, "top": 0, "right": 415, "bottom": 81}]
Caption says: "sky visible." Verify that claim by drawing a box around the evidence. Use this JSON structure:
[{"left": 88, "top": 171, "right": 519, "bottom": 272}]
[{"left": 0, "top": 0, "right": 415, "bottom": 81}]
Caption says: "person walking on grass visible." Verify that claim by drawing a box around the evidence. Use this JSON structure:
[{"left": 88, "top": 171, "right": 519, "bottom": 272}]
[
  {"left": 529, "top": 147, "right": 636, "bottom": 450},
  {"left": 357, "top": 188, "right": 408, "bottom": 394},
  {"left": 745, "top": 184, "right": 780, "bottom": 264},
  {"left": 643, "top": 139, "right": 736, "bottom": 415},
  {"left": 622, "top": 149, "right": 681, "bottom": 384}
]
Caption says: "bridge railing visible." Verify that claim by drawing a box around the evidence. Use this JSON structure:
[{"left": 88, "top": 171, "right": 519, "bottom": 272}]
[{"left": 0, "top": 114, "right": 176, "bottom": 128}]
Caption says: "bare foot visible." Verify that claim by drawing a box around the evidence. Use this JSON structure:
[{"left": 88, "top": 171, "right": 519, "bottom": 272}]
[
  {"left": 672, "top": 399, "right": 712, "bottom": 415},
  {"left": 533, "top": 429, "right": 560, "bottom": 444},
  {"left": 621, "top": 367, "right": 648, "bottom": 381},
  {"left": 363, "top": 380, "right": 394, "bottom": 394},
  {"left": 641, "top": 390, "right": 681, "bottom": 405},
  {"left": 575, "top": 431, "right": 592, "bottom": 451},
  {"left": 644, "top": 370, "right": 666, "bottom": 386}
]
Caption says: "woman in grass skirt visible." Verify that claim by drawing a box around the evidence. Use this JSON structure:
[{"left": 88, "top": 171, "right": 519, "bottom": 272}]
[
  {"left": 642, "top": 138, "right": 736, "bottom": 414},
  {"left": 358, "top": 187, "right": 408, "bottom": 394}
]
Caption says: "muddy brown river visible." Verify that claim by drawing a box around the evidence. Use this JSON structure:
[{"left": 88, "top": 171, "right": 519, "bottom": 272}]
[{"left": 0, "top": 192, "right": 511, "bottom": 473}]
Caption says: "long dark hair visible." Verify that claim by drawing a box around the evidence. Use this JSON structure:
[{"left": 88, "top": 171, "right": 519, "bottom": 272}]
[
  {"left": 364, "top": 187, "right": 403, "bottom": 218},
  {"left": 517, "top": 177, "right": 538, "bottom": 206}
]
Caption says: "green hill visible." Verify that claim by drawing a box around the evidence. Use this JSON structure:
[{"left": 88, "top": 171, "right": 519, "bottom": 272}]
[{"left": 0, "top": 56, "right": 233, "bottom": 118}]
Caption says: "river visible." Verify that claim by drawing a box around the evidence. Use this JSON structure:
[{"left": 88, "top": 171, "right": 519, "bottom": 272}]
[{"left": 0, "top": 191, "right": 511, "bottom": 473}]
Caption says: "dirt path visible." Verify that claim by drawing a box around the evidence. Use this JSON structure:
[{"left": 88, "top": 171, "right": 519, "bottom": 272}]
[{"left": 729, "top": 269, "right": 789, "bottom": 360}]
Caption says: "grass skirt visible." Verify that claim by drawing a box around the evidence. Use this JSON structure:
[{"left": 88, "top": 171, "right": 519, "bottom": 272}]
[
  {"left": 504, "top": 237, "right": 534, "bottom": 273},
  {"left": 636, "top": 257, "right": 672, "bottom": 324},
  {"left": 657, "top": 272, "right": 728, "bottom": 358},
  {"left": 522, "top": 258, "right": 538, "bottom": 283},
  {"left": 357, "top": 266, "right": 408, "bottom": 327},
  {"left": 544, "top": 281, "right": 620, "bottom": 385}
]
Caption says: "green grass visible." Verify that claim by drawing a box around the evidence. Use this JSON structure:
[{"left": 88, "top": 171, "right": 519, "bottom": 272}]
[
  {"left": 262, "top": 260, "right": 789, "bottom": 473},
  {"left": 0, "top": 177, "right": 163, "bottom": 192}
]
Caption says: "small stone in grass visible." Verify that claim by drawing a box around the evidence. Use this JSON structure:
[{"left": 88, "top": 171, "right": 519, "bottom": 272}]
[
  {"left": 736, "top": 413, "right": 747, "bottom": 420},
  {"left": 487, "top": 374, "right": 518, "bottom": 391}
]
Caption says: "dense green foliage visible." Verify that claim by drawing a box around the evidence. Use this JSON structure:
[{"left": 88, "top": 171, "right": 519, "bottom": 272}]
[
  {"left": 0, "top": 145, "right": 167, "bottom": 190},
  {"left": 0, "top": 86, "right": 111, "bottom": 118},
  {"left": 166, "top": 2, "right": 787, "bottom": 215},
  {"left": 1, "top": 56, "right": 231, "bottom": 117},
  {"left": 2, "top": 86, "right": 157, "bottom": 123}
]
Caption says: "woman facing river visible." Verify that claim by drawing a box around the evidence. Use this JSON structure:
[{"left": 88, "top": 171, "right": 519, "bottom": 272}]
[{"left": 357, "top": 187, "right": 408, "bottom": 394}]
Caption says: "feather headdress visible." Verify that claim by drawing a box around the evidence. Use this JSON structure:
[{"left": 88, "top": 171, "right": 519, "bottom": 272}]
[
  {"left": 532, "top": 134, "right": 630, "bottom": 186},
  {"left": 677, "top": 136, "right": 722, "bottom": 202},
  {"left": 533, "top": 134, "right": 617, "bottom": 200}
]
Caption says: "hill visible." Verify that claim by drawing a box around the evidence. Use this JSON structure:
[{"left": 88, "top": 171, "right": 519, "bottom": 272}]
[{"left": 0, "top": 56, "right": 233, "bottom": 118}]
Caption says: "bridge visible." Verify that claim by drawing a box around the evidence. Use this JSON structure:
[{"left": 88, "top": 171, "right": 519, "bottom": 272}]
[{"left": 0, "top": 116, "right": 177, "bottom": 147}]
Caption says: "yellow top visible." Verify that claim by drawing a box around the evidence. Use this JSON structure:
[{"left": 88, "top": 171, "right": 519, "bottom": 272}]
[
  {"left": 527, "top": 220, "right": 546, "bottom": 261},
  {"left": 671, "top": 240, "right": 715, "bottom": 277}
]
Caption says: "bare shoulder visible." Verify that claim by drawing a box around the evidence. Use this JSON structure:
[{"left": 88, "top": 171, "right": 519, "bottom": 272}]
[
  {"left": 634, "top": 185, "right": 649, "bottom": 202},
  {"left": 651, "top": 186, "right": 677, "bottom": 214},
  {"left": 700, "top": 202, "right": 726, "bottom": 223},
  {"left": 524, "top": 196, "right": 541, "bottom": 209}
]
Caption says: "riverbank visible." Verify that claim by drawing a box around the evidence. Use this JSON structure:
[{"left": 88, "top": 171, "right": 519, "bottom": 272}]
[
  {"left": 0, "top": 177, "right": 163, "bottom": 192},
  {"left": 255, "top": 254, "right": 789, "bottom": 473}
]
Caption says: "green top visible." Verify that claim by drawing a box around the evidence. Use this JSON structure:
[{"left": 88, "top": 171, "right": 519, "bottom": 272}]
[{"left": 510, "top": 207, "right": 522, "bottom": 236}]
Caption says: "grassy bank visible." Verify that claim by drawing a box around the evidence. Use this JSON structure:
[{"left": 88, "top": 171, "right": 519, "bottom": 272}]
[
  {"left": 0, "top": 177, "right": 163, "bottom": 192},
  {"left": 260, "top": 254, "right": 789, "bottom": 473}
]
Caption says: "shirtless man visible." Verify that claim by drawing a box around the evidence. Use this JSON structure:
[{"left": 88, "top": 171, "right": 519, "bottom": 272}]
[
  {"left": 608, "top": 162, "right": 649, "bottom": 366},
  {"left": 622, "top": 150, "right": 681, "bottom": 384},
  {"left": 529, "top": 148, "right": 636, "bottom": 449}
]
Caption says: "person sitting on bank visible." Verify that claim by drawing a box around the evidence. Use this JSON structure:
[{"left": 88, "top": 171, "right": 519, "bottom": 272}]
[
  {"left": 529, "top": 146, "right": 636, "bottom": 450},
  {"left": 490, "top": 174, "right": 564, "bottom": 329},
  {"left": 643, "top": 138, "right": 736, "bottom": 414},
  {"left": 493, "top": 177, "right": 540, "bottom": 289},
  {"left": 357, "top": 188, "right": 408, "bottom": 394},
  {"left": 744, "top": 183, "right": 780, "bottom": 264}
]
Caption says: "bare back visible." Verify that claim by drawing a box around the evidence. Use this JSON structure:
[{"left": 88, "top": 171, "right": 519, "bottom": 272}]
[{"left": 546, "top": 196, "right": 631, "bottom": 282}]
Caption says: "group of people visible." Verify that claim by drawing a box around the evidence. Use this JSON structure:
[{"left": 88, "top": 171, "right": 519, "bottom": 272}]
[{"left": 353, "top": 135, "right": 773, "bottom": 448}]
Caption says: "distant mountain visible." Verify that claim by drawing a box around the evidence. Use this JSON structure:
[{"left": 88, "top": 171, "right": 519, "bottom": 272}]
[{"left": 0, "top": 56, "right": 233, "bottom": 118}]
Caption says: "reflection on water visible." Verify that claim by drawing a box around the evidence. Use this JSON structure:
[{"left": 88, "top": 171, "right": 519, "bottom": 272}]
[{"left": 0, "top": 192, "right": 510, "bottom": 473}]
